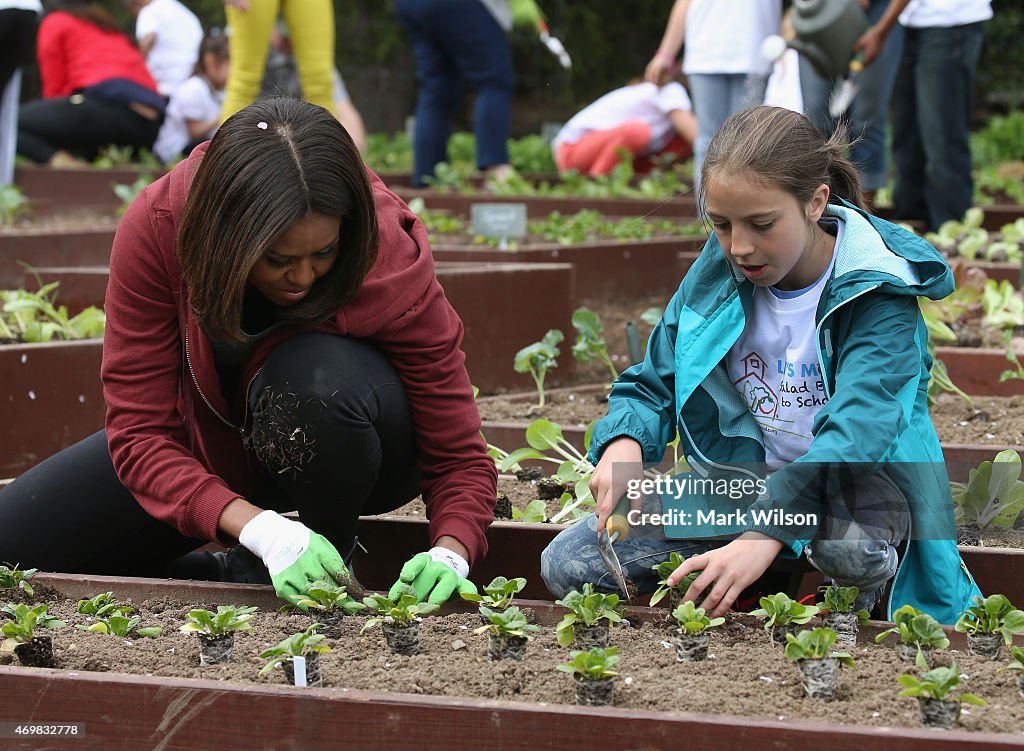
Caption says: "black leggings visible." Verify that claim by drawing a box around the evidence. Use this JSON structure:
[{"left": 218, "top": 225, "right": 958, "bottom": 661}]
[{"left": 0, "top": 334, "right": 420, "bottom": 577}]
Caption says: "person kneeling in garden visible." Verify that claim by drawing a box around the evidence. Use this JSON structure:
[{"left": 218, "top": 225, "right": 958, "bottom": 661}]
[
  {"left": 0, "top": 97, "right": 495, "bottom": 606},
  {"left": 541, "top": 106, "right": 980, "bottom": 626}
]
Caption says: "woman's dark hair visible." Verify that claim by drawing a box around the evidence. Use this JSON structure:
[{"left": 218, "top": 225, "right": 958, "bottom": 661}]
[
  {"left": 50, "top": 1, "right": 120, "bottom": 33},
  {"left": 177, "top": 97, "right": 378, "bottom": 342},
  {"left": 699, "top": 105, "right": 864, "bottom": 212},
  {"left": 194, "top": 31, "right": 229, "bottom": 78}
]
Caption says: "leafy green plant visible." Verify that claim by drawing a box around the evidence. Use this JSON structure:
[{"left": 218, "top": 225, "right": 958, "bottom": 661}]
[
  {"left": 513, "top": 329, "right": 564, "bottom": 411},
  {"left": 555, "top": 583, "right": 625, "bottom": 647},
  {"left": 998, "top": 645, "right": 1024, "bottom": 674},
  {"left": 556, "top": 646, "right": 619, "bottom": 680},
  {"left": 258, "top": 624, "right": 332, "bottom": 676},
  {"left": 460, "top": 576, "right": 526, "bottom": 609},
  {"left": 898, "top": 661, "right": 985, "bottom": 705},
  {"left": 820, "top": 585, "right": 871, "bottom": 624},
  {"left": 648, "top": 552, "right": 699, "bottom": 607},
  {"left": 361, "top": 584, "right": 439, "bottom": 630},
  {"left": 112, "top": 175, "right": 154, "bottom": 217},
  {"left": 285, "top": 580, "right": 366, "bottom": 615},
  {"left": 0, "top": 564, "right": 38, "bottom": 596},
  {"left": 981, "top": 279, "right": 1024, "bottom": 331},
  {"left": 0, "top": 184, "right": 29, "bottom": 225},
  {"left": 783, "top": 627, "right": 856, "bottom": 666},
  {"left": 875, "top": 604, "right": 950, "bottom": 650},
  {"left": 749, "top": 593, "right": 821, "bottom": 639},
  {"left": 92, "top": 145, "right": 161, "bottom": 169},
  {"left": 920, "top": 301, "right": 973, "bottom": 409},
  {"left": 925, "top": 208, "right": 988, "bottom": 259},
  {"left": 179, "top": 605, "right": 258, "bottom": 636},
  {"left": 76, "top": 592, "right": 125, "bottom": 618},
  {"left": 671, "top": 601, "right": 724, "bottom": 635},
  {"left": 0, "top": 281, "right": 106, "bottom": 343},
  {"left": 571, "top": 307, "right": 619, "bottom": 383},
  {"left": 511, "top": 498, "right": 550, "bottom": 523},
  {"left": 0, "top": 604, "right": 66, "bottom": 650},
  {"left": 1000, "top": 331, "right": 1024, "bottom": 383},
  {"left": 76, "top": 609, "right": 161, "bottom": 638},
  {"left": 473, "top": 606, "right": 539, "bottom": 639},
  {"left": 954, "top": 594, "right": 1024, "bottom": 644},
  {"left": 950, "top": 449, "right": 1024, "bottom": 530}
]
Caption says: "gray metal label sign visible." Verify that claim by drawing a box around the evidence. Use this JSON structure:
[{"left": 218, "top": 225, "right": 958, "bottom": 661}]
[{"left": 471, "top": 203, "right": 527, "bottom": 239}]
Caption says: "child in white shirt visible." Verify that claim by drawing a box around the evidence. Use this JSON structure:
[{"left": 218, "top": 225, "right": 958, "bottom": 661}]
[{"left": 125, "top": 0, "right": 204, "bottom": 96}]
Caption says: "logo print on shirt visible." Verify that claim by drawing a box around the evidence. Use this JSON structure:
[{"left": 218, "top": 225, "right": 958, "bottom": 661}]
[{"left": 733, "top": 352, "right": 778, "bottom": 417}]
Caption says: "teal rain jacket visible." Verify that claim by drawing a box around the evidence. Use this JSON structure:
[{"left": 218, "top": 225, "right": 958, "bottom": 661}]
[{"left": 590, "top": 202, "right": 981, "bottom": 624}]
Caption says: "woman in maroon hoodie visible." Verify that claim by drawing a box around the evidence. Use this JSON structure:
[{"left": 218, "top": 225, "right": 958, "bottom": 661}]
[{"left": 0, "top": 97, "right": 497, "bottom": 605}]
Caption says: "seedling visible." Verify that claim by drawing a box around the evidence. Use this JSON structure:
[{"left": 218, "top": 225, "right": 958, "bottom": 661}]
[
  {"left": 875, "top": 604, "right": 950, "bottom": 665},
  {"left": 951, "top": 449, "right": 1024, "bottom": 535},
  {"left": 0, "top": 184, "right": 28, "bottom": 225},
  {"left": 670, "top": 601, "right": 724, "bottom": 662},
  {"left": 76, "top": 610, "right": 161, "bottom": 639},
  {"left": 570, "top": 307, "right": 619, "bottom": 383},
  {"left": 997, "top": 645, "right": 1024, "bottom": 696},
  {"left": 259, "top": 625, "right": 332, "bottom": 686},
  {"left": 749, "top": 593, "right": 820, "bottom": 645},
  {"left": 784, "top": 627, "right": 855, "bottom": 699},
  {"left": 76, "top": 592, "right": 125, "bottom": 618},
  {"left": 0, "top": 564, "right": 38, "bottom": 597},
  {"left": 0, "top": 603, "right": 66, "bottom": 650},
  {"left": 0, "top": 281, "right": 106, "bottom": 343},
  {"left": 285, "top": 579, "right": 365, "bottom": 637},
  {"left": 898, "top": 661, "right": 985, "bottom": 729},
  {"left": 1000, "top": 332, "right": 1024, "bottom": 383},
  {"left": 475, "top": 606, "right": 539, "bottom": 660},
  {"left": 954, "top": 593, "right": 1024, "bottom": 659},
  {"left": 820, "top": 585, "right": 871, "bottom": 647},
  {"left": 112, "top": 175, "right": 154, "bottom": 216},
  {"left": 557, "top": 647, "right": 619, "bottom": 706},
  {"left": 362, "top": 584, "right": 439, "bottom": 656},
  {"left": 179, "top": 605, "right": 258, "bottom": 636},
  {"left": 513, "top": 329, "right": 564, "bottom": 410},
  {"left": 460, "top": 576, "right": 527, "bottom": 610},
  {"left": 649, "top": 553, "right": 700, "bottom": 608},
  {"left": 555, "top": 583, "right": 625, "bottom": 648}
]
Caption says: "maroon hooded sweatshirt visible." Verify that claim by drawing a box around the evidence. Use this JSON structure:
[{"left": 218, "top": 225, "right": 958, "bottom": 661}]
[{"left": 101, "top": 144, "right": 497, "bottom": 563}]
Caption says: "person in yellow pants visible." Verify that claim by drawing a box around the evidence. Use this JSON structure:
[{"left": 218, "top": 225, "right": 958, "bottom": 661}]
[{"left": 221, "top": 0, "right": 334, "bottom": 121}]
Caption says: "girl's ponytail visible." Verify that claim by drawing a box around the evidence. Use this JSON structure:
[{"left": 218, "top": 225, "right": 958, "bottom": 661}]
[{"left": 821, "top": 126, "right": 865, "bottom": 210}]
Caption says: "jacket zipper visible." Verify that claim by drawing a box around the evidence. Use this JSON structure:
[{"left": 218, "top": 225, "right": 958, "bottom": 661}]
[{"left": 183, "top": 328, "right": 261, "bottom": 438}]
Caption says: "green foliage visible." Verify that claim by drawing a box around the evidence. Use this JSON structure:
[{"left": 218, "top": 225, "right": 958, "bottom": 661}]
[
  {"left": 783, "top": 627, "right": 856, "bottom": 667},
  {"left": 460, "top": 576, "right": 527, "bottom": 609},
  {"left": 76, "top": 592, "right": 124, "bottom": 618},
  {"left": 511, "top": 498, "right": 550, "bottom": 523},
  {"left": 821, "top": 585, "right": 871, "bottom": 625},
  {"left": 512, "top": 209, "right": 702, "bottom": 246},
  {"left": 954, "top": 594, "right": 1024, "bottom": 644},
  {"left": 0, "top": 184, "right": 29, "bottom": 225},
  {"left": 671, "top": 601, "right": 724, "bottom": 635},
  {"left": 361, "top": 584, "right": 439, "bottom": 629},
  {"left": 0, "top": 564, "right": 38, "bottom": 597},
  {"left": 76, "top": 610, "right": 161, "bottom": 639},
  {"left": 416, "top": 208, "right": 466, "bottom": 235},
  {"left": 648, "top": 552, "right": 699, "bottom": 607},
  {"left": 556, "top": 646, "right": 619, "bottom": 680},
  {"left": 513, "top": 329, "right": 564, "bottom": 410},
  {"left": 571, "top": 307, "right": 618, "bottom": 383},
  {"left": 972, "top": 112, "right": 1024, "bottom": 169},
  {"left": 179, "top": 605, "right": 258, "bottom": 636},
  {"left": 1001, "top": 332, "right": 1024, "bottom": 383},
  {"left": 258, "top": 625, "right": 332, "bottom": 676},
  {"left": 749, "top": 593, "right": 821, "bottom": 631},
  {"left": 998, "top": 645, "right": 1024, "bottom": 673},
  {"left": 286, "top": 580, "right": 366, "bottom": 615},
  {"left": 951, "top": 449, "right": 1024, "bottom": 530},
  {"left": 112, "top": 175, "right": 154, "bottom": 217},
  {"left": 0, "top": 603, "right": 66, "bottom": 650},
  {"left": 0, "top": 280, "right": 106, "bottom": 343},
  {"left": 555, "top": 583, "right": 625, "bottom": 647},
  {"left": 508, "top": 134, "right": 557, "bottom": 173},
  {"left": 982, "top": 279, "right": 1024, "bottom": 331},
  {"left": 875, "top": 604, "right": 950, "bottom": 650},
  {"left": 898, "top": 660, "right": 985, "bottom": 706},
  {"left": 473, "top": 605, "right": 540, "bottom": 639},
  {"left": 365, "top": 132, "right": 413, "bottom": 172}
]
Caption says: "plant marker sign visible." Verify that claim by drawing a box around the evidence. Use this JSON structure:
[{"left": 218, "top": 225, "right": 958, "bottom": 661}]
[{"left": 471, "top": 203, "right": 527, "bottom": 250}]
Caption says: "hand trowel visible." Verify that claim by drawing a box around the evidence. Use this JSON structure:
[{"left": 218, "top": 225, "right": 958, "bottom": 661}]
[{"left": 596, "top": 495, "right": 634, "bottom": 602}]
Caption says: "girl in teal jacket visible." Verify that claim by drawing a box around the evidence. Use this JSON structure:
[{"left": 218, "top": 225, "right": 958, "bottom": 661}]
[{"left": 540, "top": 106, "right": 980, "bottom": 625}]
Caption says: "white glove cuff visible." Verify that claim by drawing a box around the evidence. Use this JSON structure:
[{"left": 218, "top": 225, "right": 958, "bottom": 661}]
[
  {"left": 239, "top": 510, "right": 310, "bottom": 575},
  {"left": 426, "top": 546, "right": 470, "bottom": 579}
]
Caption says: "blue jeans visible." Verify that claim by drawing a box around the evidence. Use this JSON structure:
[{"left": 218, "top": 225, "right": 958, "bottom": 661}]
[
  {"left": 799, "top": 0, "right": 903, "bottom": 192},
  {"left": 394, "top": 0, "right": 515, "bottom": 186},
  {"left": 891, "top": 22, "right": 985, "bottom": 230},
  {"left": 688, "top": 73, "right": 768, "bottom": 191},
  {"left": 540, "top": 472, "right": 909, "bottom": 614}
]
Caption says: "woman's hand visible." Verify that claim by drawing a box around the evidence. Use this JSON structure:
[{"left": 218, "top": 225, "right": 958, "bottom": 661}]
[
  {"left": 668, "top": 532, "right": 784, "bottom": 617},
  {"left": 590, "top": 436, "right": 644, "bottom": 533}
]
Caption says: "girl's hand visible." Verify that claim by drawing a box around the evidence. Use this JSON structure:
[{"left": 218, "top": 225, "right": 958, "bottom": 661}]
[
  {"left": 668, "top": 532, "right": 784, "bottom": 617},
  {"left": 590, "top": 436, "right": 644, "bottom": 533},
  {"left": 644, "top": 55, "right": 674, "bottom": 86}
]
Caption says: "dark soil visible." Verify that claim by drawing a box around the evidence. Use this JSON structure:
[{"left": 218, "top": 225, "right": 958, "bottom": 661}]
[
  {"left": 0, "top": 210, "right": 117, "bottom": 234},
  {"left": 5, "top": 590, "right": 1024, "bottom": 735}
]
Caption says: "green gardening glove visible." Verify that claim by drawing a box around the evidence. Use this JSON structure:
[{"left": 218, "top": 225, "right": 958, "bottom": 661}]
[{"left": 388, "top": 548, "right": 477, "bottom": 605}]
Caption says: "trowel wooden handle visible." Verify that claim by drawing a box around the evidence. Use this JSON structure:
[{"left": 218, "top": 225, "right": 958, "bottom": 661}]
[{"left": 606, "top": 514, "right": 630, "bottom": 541}]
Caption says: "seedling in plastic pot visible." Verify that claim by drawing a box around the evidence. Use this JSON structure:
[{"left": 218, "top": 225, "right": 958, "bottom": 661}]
[
  {"left": 474, "top": 605, "right": 539, "bottom": 660},
  {"left": 285, "top": 580, "right": 366, "bottom": 638},
  {"left": 461, "top": 576, "right": 527, "bottom": 618},
  {"left": 954, "top": 593, "right": 1024, "bottom": 661},
  {"left": 0, "top": 564, "right": 38, "bottom": 597},
  {"left": 1, "top": 603, "right": 66, "bottom": 667},
  {"left": 819, "top": 585, "right": 870, "bottom": 647},
  {"left": 179, "top": 605, "right": 258, "bottom": 665},
  {"left": 997, "top": 646, "right": 1024, "bottom": 697},
  {"left": 76, "top": 610, "right": 161, "bottom": 639},
  {"left": 898, "top": 660, "right": 985, "bottom": 730},
  {"left": 362, "top": 584, "right": 439, "bottom": 656},
  {"left": 259, "top": 625, "right": 332, "bottom": 687},
  {"left": 670, "top": 601, "right": 724, "bottom": 662},
  {"left": 749, "top": 593, "right": 820, "bottom": 646},
  {"left": 555, "top": 583, "right": 625, "bottom": 649},
  {"left": 76, "top": 592, "right": 125, "bottom": 618},
  {"left": 875, "top": 604, "right": 950, "bottom": 667},
  {"left": 784, "top": 627, "right": 855, "bottom": 700},
  {"left": 557, "top": 647, "right": 619, "bottom": 706},
  {"left": 649, "top": 553, "right": 699, "bottom": 610},
  {"left": 571, "top": 307, "right": 619, "bottom": 383},
  {"left": 513, "top": 328, "right": 564, "bottom": 411}
]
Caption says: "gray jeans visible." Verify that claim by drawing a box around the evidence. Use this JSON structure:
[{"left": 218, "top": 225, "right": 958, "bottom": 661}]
[{"left": 540, "top": 471, "right": 909, "bottom": 613}]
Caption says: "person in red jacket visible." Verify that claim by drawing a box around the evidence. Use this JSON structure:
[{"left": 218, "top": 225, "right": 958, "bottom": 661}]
[
  {"left": 16, "top": 1, "right": 164, "bottom": 166},
  {"left": 0, "top": 97, "right": 497, "bottom": 605}
]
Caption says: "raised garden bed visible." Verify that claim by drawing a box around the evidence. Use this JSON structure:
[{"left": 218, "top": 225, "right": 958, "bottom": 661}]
[
  {"left": 14, "top": 164, "right": 161, "bottom": 216},
  {"left": 876, "top": 203, "right": 1024, "bottom": 233},
  {"left": 939, "top": 347, "right": 1024, "bottom": 398},
  {"left": 1, "top": 572, "right": 1023, "bottom": 749}
]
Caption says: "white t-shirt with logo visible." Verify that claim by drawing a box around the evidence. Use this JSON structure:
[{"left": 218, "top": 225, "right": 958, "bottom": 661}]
[
  {"left": 726, "top": 222, "right": 842, "bottom": 468},
  {"left": 899, "top": 0, "right": 992, "bottom": 28},
  {"left": 137, "top": 0, "right": 203, "bottom": 96},
  {"left": 553, "top": 82, "right": 692, "bottom": 154},
  {"left": 153, "top": 75, "right": 223, "bottom": 163},
  {"left": 683, "top": 0, "right": 781, "bottom": 76}
]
